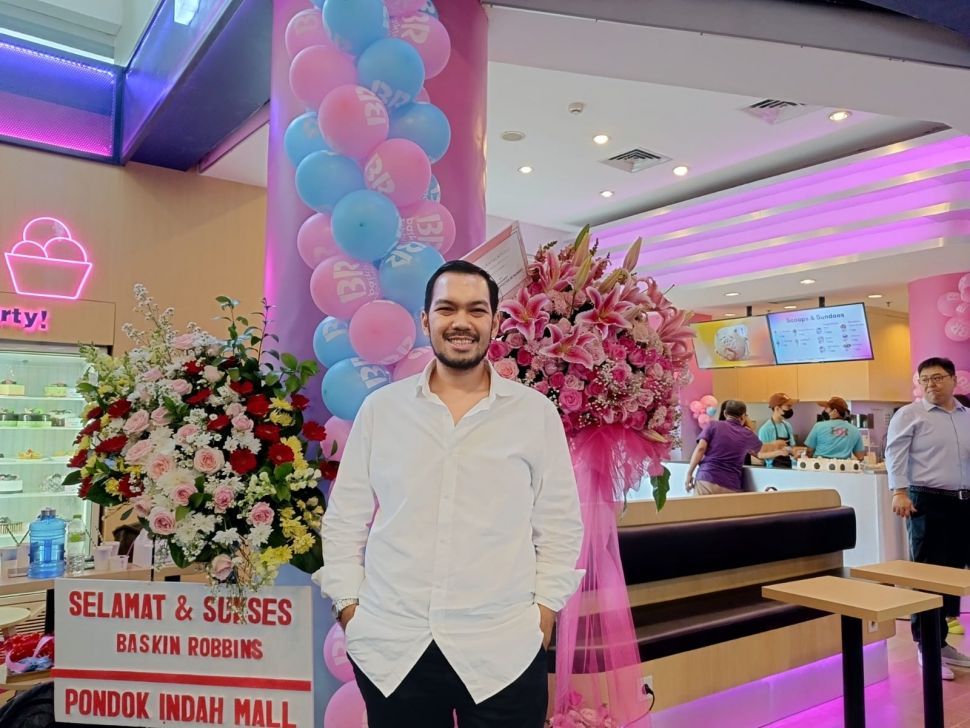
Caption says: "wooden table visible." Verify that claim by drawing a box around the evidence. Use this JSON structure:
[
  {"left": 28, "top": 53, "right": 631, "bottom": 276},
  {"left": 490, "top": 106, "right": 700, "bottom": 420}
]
[
  {"left": 850, "top": 560, "right": 970, "bottom": 728},
  {"left": 764, "top": 575, "right": 942, "bottom": 728}
]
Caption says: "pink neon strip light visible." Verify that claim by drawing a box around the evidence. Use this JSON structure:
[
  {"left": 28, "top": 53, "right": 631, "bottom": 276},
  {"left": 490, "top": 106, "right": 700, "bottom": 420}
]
[{"left": 4, "top": 216, "right": 95, "bottom": 300}]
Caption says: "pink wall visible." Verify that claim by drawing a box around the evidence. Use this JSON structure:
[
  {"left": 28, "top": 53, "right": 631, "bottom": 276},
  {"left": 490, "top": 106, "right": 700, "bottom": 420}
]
[
  {"left": 908, "top": 272, "right": 970, "bottom": 389},
  {"left": 678, "top": 314, "right": 712, "bottom": 457}
]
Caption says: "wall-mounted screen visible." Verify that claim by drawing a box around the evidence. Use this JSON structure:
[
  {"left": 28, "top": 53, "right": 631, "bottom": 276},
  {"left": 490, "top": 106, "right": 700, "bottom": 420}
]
[
  {"left": 767, "top": 303, "right": 874, "bottom": 365},
  {"left": 691, "top": 316, "right": 776, "bottom": 369}
]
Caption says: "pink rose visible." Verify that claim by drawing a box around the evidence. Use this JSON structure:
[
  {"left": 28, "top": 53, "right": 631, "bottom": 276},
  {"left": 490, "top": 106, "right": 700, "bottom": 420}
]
[
  {"left": 193, "top": 447, "right": 225, "bottom": 474},
  {"left": 543, "top": 360, "right": 560, "bottom": 376},
  {"left": 225, "top": 402, "right": 245, "bottom": 417},
  {"left": 148, "top": 507, "right": 176, "bottom": 536},
  {"left": 488, "top": 340, "right": 511, "bottom": 360},
  {"left": 210, "top": 553, "right": 234, "bottom": 581},
  {"left": 549, "top": 372, "right": 566, "bottom": 390},
  {"left": 176, "top": 424, "right": 200, "bottom": 443},
  {"left": 628, "top": 347, "right": 649, "bottom": 368},
  {"left": 133, "top": 495, "right": 153, "bottom": 519},
  {"left": 493, "top": 358, "right": 518, "bottom": 380},
  {"left": 629, "top": 411, "right": 647, "bottom": 430},
  {"left": 587, "top": 380, "right": 606, "bottom": 397},
  {"left": 122, "top": 409, "right": 150, "bottom": 435},
  {"left": 231, "top": 415, "right": 254, "bottom": 432},
  {"left": 170, "top": 482, "right": 196, "bottom": 507},
  {"left": 169, "top": 379, "right": 191, "bottom": 395},
  {"left": 612, "top": 366, "right": 630, "bottom": 385},
  {"left": 150, "top": 406, "right": 172, "bottom": 426},
  {"left": 248, "top": 502, "right": 275, "bottom": 526},
  {"left": 506, "top": 332, "right": 526, "bottom": 348},
  {"left": 143, "top": 367, "right": 163, "bottom": 382},
  {"left": 564, "top": 374, "right": 583, "bottom": 391},
  {"left": 516, "top": 349, "right": 533, "bottom": 367},
  {"left": 172, "top": 333, "right": 197, "bottom": 350},
  {"left": 147, "top": 453, "right": 175, "bottom": 481},
  {"left": 534, "top": 381, "right": 550, "bottom": 395},
  {"left": 212, "top": 485, "right": 235, "bottom": 513},
  {"left": 559, "top": 388, "right": 584, "bottom": 412},
  {"left": 203, "top": 365, "right": 223, "bottom": 383},
  {"left": 124, "top": 439, "right": 154, "bottom": 466}
]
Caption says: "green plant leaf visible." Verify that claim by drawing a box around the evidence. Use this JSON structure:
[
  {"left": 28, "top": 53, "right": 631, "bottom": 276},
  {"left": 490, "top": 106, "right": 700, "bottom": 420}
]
[
  {"left": 62, "top": 470, "right": 83, "bottom": 486},
  {"left": 176, "top": 506, "right": 190, "bottom": 521},
  {"left": 281, "top": 352, "right": 298, "bottom": 370},
  {"left": 650, "top": 466, "right": 671, "bottom": 511},
  {"left": 168, "top": 541, "right": 189, "bottom": 568},
  {"left": 289, "top": 534, "right": 324, "bottom": 574},
  {"left": 119, "top": 508, "right": 133, "bottom": 521},
  {"left": 274, "top": 463, "right": 294, "bottom": 480}
]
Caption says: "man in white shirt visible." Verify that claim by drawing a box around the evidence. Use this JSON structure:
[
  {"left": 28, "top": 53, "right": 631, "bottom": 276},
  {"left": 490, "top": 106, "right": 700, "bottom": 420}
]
[{"left": 316, "top": 260, "right": 584, "bottom": 727}]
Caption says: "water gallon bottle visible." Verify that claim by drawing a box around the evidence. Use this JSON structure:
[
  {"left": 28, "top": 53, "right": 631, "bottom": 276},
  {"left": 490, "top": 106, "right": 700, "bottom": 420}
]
[
  {"left": 66, "top": 514, "right": 87, "bottom": 576},
  {"left": 28, "top": 507, "right": 66, "bottom": 578}
]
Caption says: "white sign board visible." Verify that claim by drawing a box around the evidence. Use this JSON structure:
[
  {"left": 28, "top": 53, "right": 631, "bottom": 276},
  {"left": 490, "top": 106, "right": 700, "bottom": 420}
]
[
  {"left": 53, "top": 580, "right": 313, "bottom": 727},
  {"left": 462, "top": 222, "right": 529, "bottom": 300}
]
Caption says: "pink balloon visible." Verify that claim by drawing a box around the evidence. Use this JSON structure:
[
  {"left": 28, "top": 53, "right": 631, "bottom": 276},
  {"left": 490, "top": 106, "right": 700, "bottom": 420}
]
[
  {"left": 285, "top": 9, "right": 330, "bottom": 57},
  {"left": 385, "top": 0, "right": 426, "bottom": 16},
  {"left": 389, "top": 13, "right": 451, "bottom": 79},
  {"left": 323, "top": 682, "right": 366, "bottom": 728},
  {"left": 323, "top": 622, "right": 354, "bottom": 683},
  {"left": 289, "top": 45, "right": 357, "bottom": 108},
  {"left": 350, "top": 300, "right": 417, "bottom": 366},
  {"left": 319, "top": 85, "right": 390, "bottom": 159},
  {"left": 322, "top": 416, "right": 353, "bottom": 461},
  {"left": 364, "top": 139, "right": 432, "bottom": 207},
  {"left": 956, "top": 370, "right": 970, "bottom": 396},
  {"left": 416, "top": 87, "right": 431, "bottom": 103},
  {"left": 955, "top": 302, "right": 970, "bottom": 321},
  {"left": 688, "top": 401, "right": 703, "bottom": 414},
  {"left": 697, "top": 414, "right": 712, "bottom": 427},
  {"left": 945, "top": 317, "right": 970, "bottom": 342},
  {"left": 700, "top": 394, "right": 718, "bottom": 408},
  {"left": 963, "top": 288, "right": 970, "bottom": 303},
  {"left": 310, "top": 255, "right": 381, "bottom": 319},
  {"left": 937, "top": 291, "right": 961, "bottom": 317},
  {"left": 393, "top": 346, "right": 435, "bottom": 381},
  {"left": 297, "top": 213, "right": 340, "bottom": 269},
  {"left": 399, "top": 200, "right": 456, "bottom": 254},
  {"left": 959, "top": 273, "right": 970, "bottom": 292}
]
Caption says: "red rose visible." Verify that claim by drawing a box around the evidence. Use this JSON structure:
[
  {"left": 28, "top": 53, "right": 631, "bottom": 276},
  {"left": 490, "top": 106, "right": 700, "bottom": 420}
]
[
  {"left": 230, "top": 380, "right": 254, "bottom": 396},
  {"left": 302, "top": 421, "right": 327, "bottom": 441},
  {"left": 107, "top": 399, "right": 132, "bottom": 418},
  {"left": 95, "top": 435, "right": 127, "bottom": 454},
  {"left": 80, "top": 418, "right": 102, "bottom": 436},
  {"left": 246, "top": 394, "right": 271, "bottom": 417},
  {"left": 290, "top": 394, "right": 310, "bottom": 411},
  {"left": 321, "top": 461, "right": 339, "bottom": 481},
  {"left": 86, "top": 406, "right": 103, "bottom": 420},
  {"left": 207, "top": 414, "right": 231, "bottom": 431},
  {"left": 230, "top": 448, "right": 258, "bottom": 475},
  {"left": 68, "top": 450, "right": 88, "bottom": 468},
  {"left": 268, "top": 442, "right": 295, "bottom": 465},
  {"left": 78, "top": 476, "right": 92, "bottom": 499},
  {"left": 185, "top": 388, "right": 212, "bottom": 405},
  {"left": 254, "top": 424, "right": 280, "bottom": 442},
  {"left": 118, "top": 475, "right": 139, "bottom": 499},
  {"left": 184, "top": 361, "right": 203, "bottom": 376}
]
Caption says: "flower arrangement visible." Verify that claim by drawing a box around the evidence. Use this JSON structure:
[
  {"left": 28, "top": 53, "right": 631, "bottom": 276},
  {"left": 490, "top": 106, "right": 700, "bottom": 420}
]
[
  {"left": 64, "top": 285, "right": 335, "bottom": 595},
  {"left": 549, "top": 691, "right": 618, "bottom": 728}
]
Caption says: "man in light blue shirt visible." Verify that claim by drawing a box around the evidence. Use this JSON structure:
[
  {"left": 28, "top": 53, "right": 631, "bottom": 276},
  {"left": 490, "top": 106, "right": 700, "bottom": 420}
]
[
  {"left": 805, "top": 397, "right": 865, "bottom": 460},
  {"left": 886, "top": 356, "right": 970, "bottom": 680}
]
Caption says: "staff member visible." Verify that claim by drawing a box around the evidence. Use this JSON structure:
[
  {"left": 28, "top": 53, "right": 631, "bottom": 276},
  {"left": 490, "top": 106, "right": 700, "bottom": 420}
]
[
  {"left": 805, "top": 397, "right": 865, "bottom": 460},
  {"left": 686, "top": 400, "right": 792, "bottom": 494},
  {"left": 758, "top": 393, "right": 796, "bottom": 468},
  {"left": 887, "top": 356, "right": 970, "bottom": 680}
]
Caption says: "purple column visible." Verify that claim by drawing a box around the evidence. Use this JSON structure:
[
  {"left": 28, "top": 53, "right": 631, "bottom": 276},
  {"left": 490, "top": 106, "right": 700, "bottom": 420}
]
[{"left": 908, "top": 273, "right": 970, "bottom": 386}]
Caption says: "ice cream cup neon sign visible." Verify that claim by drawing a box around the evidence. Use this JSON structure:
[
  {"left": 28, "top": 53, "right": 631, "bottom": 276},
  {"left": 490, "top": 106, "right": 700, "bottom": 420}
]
[{"left": 4, "top": 217, "right": 93, "bottom": 300}]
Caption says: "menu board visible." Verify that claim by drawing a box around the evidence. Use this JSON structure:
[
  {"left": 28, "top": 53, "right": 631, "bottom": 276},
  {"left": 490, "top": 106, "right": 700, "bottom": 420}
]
[
  {"left": 768, "top": 303, "right": 873, "bottom": 365},
  {"left": 690, "top": 315, "right": 776, "bottom": 369}
]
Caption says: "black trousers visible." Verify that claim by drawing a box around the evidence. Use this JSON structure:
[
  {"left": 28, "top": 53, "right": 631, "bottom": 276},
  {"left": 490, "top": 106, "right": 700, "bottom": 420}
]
[
  {"left": 907, "top": 487, "right": 970, "bottom": 645},
  {"left": 351, "top": 642, "right": 548, "bottom": 728}
]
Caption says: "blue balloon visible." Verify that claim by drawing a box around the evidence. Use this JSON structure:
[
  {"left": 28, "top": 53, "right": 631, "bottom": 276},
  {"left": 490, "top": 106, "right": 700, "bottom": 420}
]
[
  {"left": 322, "top": 357, "right": 390, "bottom": 420},
  {"left": 331, "top": 189, "right": 401, "bottom": 262},
  {"left": 295, "top": 151, "right": 364, "bottom": 213},
  {"left": 413, "top": 311, "right": 430, "bottom": 347},
  {"left": 389, "top": 103, "right": 451, "bottom": 163},
  {"left": 313, "top": 317, "right": 357, "bottom": 368},
  {"left": 323, "top": 0, "right": 388, "bottom": 56},
  {"left": 357, "top": 38, "right": 425, "bottom": 111},
  {"left": 310, "top": 0, "right": 324, "bottom": 7},
  {"left": 424, "top": 174, "right": 441, "bottom": 202},
  {"left": 284, "top": 112, "right": 330, "bottom": 167},
  {"left": 706, "top": 406, "right": 718, "bottom": 417},
  {"left": 379, "top": 242, "right": 445, "bottom": 313}
]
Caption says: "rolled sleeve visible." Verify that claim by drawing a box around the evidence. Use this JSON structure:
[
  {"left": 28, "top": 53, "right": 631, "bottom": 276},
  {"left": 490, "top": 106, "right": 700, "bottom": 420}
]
[{"left": 532, "top": 404, "right": 584, "bottom": 611}]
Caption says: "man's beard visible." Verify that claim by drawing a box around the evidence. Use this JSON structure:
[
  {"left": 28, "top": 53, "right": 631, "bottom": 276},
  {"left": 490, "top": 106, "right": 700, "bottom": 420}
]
[{"left": 431, "top": 332, "right": 489, "bottom": 371}]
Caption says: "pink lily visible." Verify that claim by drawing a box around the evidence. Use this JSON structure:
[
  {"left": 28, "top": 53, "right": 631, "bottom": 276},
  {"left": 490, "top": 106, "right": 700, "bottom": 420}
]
[
  {"left": 538, "top": 324, "right": 597, "bottom": 368},
  {"left": 499, "top": 288, "right": 551, "bottom": 341},
  {"left": 532, "top": 251, "right": 577, "bottom": 293},
  {"left": 576, "top": 286, "right": 634, "bottom": 338}
]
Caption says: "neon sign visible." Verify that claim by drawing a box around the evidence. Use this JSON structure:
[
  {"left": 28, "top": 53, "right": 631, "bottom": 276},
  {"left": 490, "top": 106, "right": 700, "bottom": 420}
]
[
  {"left": 0, "top": 307, "right": 49, "bottom": 333},
  {"left": 4, "top": 217, "right": 93, "bottom": 300}
]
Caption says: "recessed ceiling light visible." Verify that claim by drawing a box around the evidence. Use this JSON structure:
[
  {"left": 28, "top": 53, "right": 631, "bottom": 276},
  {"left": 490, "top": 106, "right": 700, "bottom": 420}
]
[
  {"left": 867, "top": 293, "right": 883, "bottom": 299},
  {"left": 600, "top": 190, "right": 614, "bottom": 198},
  {"left": 673, "top": 165, "right": 690, "bottom": 177},
  {"left": 501, "top": 130, "right": 526, "bottom": 142},
  {"left": 783, "top": 305, "right": 798, "bottom": 310},
  {"left": 518, "top": 165, "right": 533, "bottom": 174},
  {"left": 800, "top": 278, "right": 816, "bottom": 285},
  {"left": 593, "top": 134, "right": 610, "bottom": 145},
  {"left": 724, "top": 313, "right": 737, "bottom": 318},
  {"left": 724, "top": 292, "right": 740, "bottom": 297},
  {"left": 828, "top": 110, "right": 852, "bottom": 122}
]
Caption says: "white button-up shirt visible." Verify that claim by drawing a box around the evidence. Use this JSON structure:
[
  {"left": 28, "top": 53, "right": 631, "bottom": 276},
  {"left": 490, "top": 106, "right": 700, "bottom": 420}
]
[{"left": 315, "top": 362, "right": 584, "bottom": 703}]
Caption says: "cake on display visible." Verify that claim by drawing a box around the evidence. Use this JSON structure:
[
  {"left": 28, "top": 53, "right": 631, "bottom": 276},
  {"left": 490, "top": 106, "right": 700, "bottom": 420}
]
[
  {"left": 0, "top": 474, "right": 23, "bottom": 493},
  {"left": 796, "top": 456, "right": 863, "bottom": 473}
]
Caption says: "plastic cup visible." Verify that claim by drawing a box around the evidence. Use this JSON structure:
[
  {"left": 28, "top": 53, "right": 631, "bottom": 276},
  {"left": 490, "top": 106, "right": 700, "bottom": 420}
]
[
  {"left": 109, "top": 554, "right": 129, "bottom": 572},
  {"left": 93, "top": 544, "right": 113, "bottom": 571}
]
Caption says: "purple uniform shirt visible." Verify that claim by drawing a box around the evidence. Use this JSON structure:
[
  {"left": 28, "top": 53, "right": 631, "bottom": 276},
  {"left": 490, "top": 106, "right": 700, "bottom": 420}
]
[{"left": 696, "top": 419, "right": 764, "bottom": 491}]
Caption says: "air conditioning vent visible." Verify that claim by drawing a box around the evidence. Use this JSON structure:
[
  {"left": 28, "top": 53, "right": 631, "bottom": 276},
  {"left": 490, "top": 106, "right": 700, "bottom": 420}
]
[
  {"left": 742, "top": 100, "right": 820, "bottom": 125},
  {"left": 601, "top": 148, "right": 671, "bottom": 173}
]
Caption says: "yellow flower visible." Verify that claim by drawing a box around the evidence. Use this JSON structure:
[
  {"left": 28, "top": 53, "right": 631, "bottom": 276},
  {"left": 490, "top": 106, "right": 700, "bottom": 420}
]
[
  {"left": 281, "top": 436, "right": 307, "bottom": 470},
  {"left": 98, "top": 384, "right": 111, "bottom": 395},
  {"left": 82, "top": 403, "right": 99, "bottom": 418},
  {"left": 259, "top": 545, "right": 293, "bottom": 569},
  {"left": 105, "top": 478, "right": 120, "bottom": 496},
  {"left": 291, "top": 532, "right": 314, "bottom": 555},
  {"left": 269, "top": 411, "right": 294, "bottom": 427},
  {"left": 78, "top": 435, "right": 91, "bottom": 452},
  {"left": 270, "top": 398, "right": 293, "bottom": 412}
]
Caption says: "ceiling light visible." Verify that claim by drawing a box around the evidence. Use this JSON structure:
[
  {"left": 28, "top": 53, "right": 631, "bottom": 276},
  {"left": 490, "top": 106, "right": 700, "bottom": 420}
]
[
  {"left": 724, "top": 313, "right": 737, "bottom": 318},
  {"left": 783, "top": 305, "right": 797, "bottom": 310},
  {"left": 501, "top": 131, "right": 526, "bottom": 142},
  {"left": 593, "top": 134, "right": 610, "bottom": 145},
  {"left": 673, "top": 165, "right": 690, "bottom": 177},
  {"left": 800, "top": 278, "right": 816, "bottom": 285},
  {"left": 517, "top": 165, "right": 533, "bottom": 174},
  {"left": 867, "top": 293, "right": 883, "bottom": 299},
  {"left": 828, "top": 110, "right": 852, "bottom": 122},
  {"left": 600, "top": 190, "right": 614, "bottom": 198},
  {"left": 724, "top": 292, "right": 740, "bottom": 298}
]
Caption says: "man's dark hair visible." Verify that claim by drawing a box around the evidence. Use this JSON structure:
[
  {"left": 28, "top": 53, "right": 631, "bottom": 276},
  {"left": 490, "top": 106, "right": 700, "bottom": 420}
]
[
  {"left": 722, "top": 399, "right": 747, "bottom": 418},
  {"left": 424, "top": 260, "right": 499, "bottom": 314},
  {"left": 917, "top": 357, "right": 956, "bottom": 377}
]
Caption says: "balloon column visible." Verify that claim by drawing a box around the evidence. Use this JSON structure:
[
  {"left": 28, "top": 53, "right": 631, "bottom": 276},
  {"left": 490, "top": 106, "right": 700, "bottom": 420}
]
[
  {"left": 285, "top": 0, "right": 452, "bottom": 461},
  {"left": 935, "top": 272, "right": 970, "bottom": 343},
  {"left": 688, "top": 395, "right": 719, "bottom": 428}
]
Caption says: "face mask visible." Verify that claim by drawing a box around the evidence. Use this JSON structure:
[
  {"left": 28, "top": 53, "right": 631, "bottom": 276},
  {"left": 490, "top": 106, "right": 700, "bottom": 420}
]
[{"left": 782, "top": 409, "right": 794, "bottom": 419}]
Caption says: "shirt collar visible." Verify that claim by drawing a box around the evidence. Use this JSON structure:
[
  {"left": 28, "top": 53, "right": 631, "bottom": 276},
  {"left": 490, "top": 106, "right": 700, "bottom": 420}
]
[
  {"left": 921, "top": 397, "right": 967, "bottom": 413},
  {"left": 415, "top": 360, "right": 518, "bottom": 402}
]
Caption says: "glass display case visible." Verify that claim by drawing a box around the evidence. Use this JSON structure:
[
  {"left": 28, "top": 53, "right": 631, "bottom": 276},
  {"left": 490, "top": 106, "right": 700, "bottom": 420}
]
[{"left": 0, "top": 346, "right": 98, "bottom": 552}]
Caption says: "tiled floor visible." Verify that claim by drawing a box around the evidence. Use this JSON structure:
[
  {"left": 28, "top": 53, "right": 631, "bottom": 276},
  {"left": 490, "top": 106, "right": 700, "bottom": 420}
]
[{"left": 766, "top": 617, "right": 970, "bottom": 727}]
